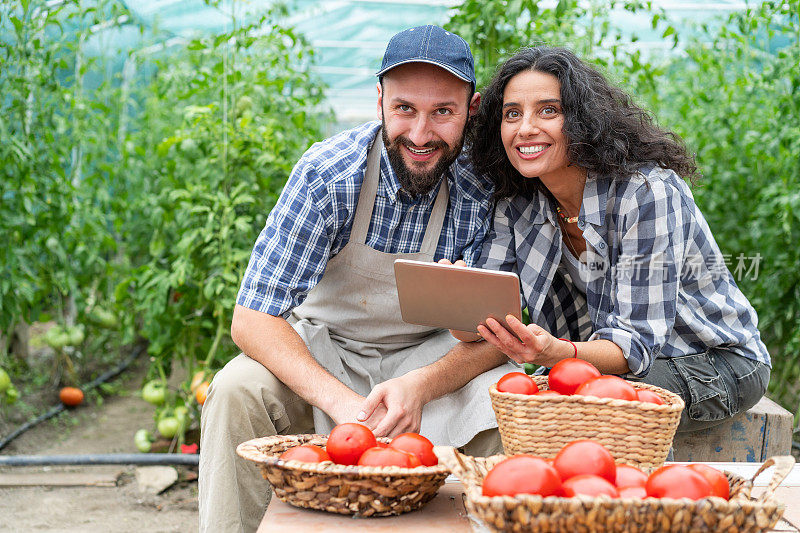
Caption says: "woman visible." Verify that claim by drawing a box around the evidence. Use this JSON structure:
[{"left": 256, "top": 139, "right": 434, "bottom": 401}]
[{"left": 464, "top": 46, "right": 770, "bottom": 432}]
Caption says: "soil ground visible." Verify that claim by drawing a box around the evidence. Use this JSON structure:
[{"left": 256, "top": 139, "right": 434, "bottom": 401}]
[{"left": 0, "top": 356, "right": 199, "bottom": 532}]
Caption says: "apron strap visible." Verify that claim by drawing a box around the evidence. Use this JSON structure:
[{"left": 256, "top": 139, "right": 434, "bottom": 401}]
[
  {"left": 350, "top": 128, "right": 450, "bottom": 257},
  {"left": 419, "top": 176, "right": 449, "bottom": 257},
  {"left": 349, "top": 131, "right": 383, "bottom": 245}
]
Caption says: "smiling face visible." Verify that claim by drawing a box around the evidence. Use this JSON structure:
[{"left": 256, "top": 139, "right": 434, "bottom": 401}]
[
  {"left": 378, "top": 62, "right": 479, "bottom": 196},
  {"left": 500, "top": 70, "right": 573, "bottom": 184}
]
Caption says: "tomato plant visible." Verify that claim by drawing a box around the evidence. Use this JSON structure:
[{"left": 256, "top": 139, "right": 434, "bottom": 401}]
[
  {"left": 280, "top": 444, "right": 331, "bottom": 463},
  {"left": 645, "top": 465, "right": 713, "bottom": 500},
  {"left": 496, "top": 372, "right": 538, "bottom": 395},
  {"left": 482, "top": 455, "right": 563, "bottom": 497},
  {"left": 357, "top": 447, "right": 421, "bottom": 468},
  {"left": 553, "top": 440, "right": 616, "bottom": 483},
  {"left": 547, "top": 358, "right": 601, "bottom": 395},
  {"left": 389, "top": 433, "right": 438, "bottom": 466},
  {"left": 562, "top": 474, "right": 620, "bottom": 498},
  {"left": 326, "top": 423, "right": 377, "bottom": 465},
  {"left": 575, "top": 376, "right": 637, "bottom": 401}
]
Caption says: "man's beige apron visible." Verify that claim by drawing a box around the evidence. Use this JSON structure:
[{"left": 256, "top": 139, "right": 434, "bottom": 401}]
[{"left": 290, "top": 131, "right": 516, "bottom": 447}]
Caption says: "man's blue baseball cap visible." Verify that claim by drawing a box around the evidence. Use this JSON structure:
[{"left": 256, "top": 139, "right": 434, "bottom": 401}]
[{"left": 376, "top": 25, "right": 476, "bottom": 89}]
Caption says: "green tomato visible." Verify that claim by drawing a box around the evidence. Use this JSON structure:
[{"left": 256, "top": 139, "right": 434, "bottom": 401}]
[
  {"left": 89, "top": 307, "right": 118, "bottom": 329},
  {"left": 157, "top": 417, "right": 181, "bottom": 439},
  {"left": 44, "top": 326, "right": 69, "bottom": 349},
  {"left": 134, "top": 429, "right": 153, "bottom": 453},
  {"left": 0, "top": 368, "right": 10, "bottom": 393},
  {"left": 67, "top": 326, "right": 85, "bottom": 346},
  {"left": 174, "top": 405, "right": 189, "bottom": 427},
  {"left": 142, "top": 380, "right": 167, "bottom": 406},
  {"left": 4, "top": 386, "right": 18, "bottom": 404}
]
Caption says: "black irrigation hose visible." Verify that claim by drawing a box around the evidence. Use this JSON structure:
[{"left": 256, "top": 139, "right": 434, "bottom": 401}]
[
  {"left": 0, "top": 343, "right": 146, "bottom": 452},
  {"left": 0, "top": 453, "right": 198, "bottom": 466}
]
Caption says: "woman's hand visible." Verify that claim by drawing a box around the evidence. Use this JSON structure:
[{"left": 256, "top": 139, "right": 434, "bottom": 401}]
[
  {"left": 478, "top": 314, "right": 569, "bottom": 367},
  {"left": 438, "top": 258, "right": 484, "bottom": 342}
]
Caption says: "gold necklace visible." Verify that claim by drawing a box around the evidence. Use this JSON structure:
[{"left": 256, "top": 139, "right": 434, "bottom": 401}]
[{"left": 558, "top": 215, "right": 584, "bottom": 262}]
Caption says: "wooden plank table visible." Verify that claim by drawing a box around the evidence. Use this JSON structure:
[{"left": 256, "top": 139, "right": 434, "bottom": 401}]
[{"left": 259, "top": 462, "right": 800, "bottom": 532}]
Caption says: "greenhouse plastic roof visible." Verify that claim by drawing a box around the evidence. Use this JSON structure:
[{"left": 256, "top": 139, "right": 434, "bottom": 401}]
[{"left": 37, "top": 0, "right": 753, "bottom": 124}]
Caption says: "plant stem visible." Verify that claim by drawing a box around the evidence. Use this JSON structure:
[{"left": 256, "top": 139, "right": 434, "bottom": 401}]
[{"left": 203, "top": 307, "right": 226, "bottom": 368}]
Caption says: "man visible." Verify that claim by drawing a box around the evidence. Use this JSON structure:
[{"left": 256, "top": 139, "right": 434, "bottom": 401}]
[{"left": 199, "top": 25, "right": 516, "bottom": 532}]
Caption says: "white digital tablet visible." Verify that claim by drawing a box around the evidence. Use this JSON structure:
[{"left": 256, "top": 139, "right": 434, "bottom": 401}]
[{"left": 393, "top": 258, "right": 522, "bottom": 333}]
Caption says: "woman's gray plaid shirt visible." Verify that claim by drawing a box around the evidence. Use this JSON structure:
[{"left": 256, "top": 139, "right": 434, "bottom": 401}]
[{"left": 477, "top": 165, "right": 771, "bottom": 377}]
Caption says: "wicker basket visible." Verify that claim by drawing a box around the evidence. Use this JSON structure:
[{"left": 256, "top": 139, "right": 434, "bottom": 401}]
[
  {"left": 236, "top": 434, "right": 449, "bottom": 517},
  {"left": 491, "top": 377, "right": 684, "bottom": 471},
  {"left": 435, "top": 446, "right": 794, "bottom": 533}
]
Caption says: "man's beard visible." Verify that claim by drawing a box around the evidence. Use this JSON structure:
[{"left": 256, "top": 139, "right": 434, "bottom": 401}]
[{"left": 381, "top": 119, "right": 466, "bottom": 197}]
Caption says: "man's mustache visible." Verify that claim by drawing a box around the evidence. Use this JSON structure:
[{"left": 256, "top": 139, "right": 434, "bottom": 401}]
[{"left": 392, "top": 136, "right": 448, "bottom": 151}]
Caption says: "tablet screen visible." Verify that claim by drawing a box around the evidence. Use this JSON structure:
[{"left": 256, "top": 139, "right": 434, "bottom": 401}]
[{"left": 393, "top": 259, "right": 522, "bottom": 333}]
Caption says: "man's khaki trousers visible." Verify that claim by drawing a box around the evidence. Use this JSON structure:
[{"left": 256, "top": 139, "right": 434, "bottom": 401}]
[{"left": 198, "top": 354, "right": 503, "bottom": 533}]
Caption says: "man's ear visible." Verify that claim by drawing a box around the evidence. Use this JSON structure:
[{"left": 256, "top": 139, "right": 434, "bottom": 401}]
[
  {"left": 468, "top": 92, "right": 481, "bottom": 118},
  {"left": 376, "top": 81, "right": 383, "bottom": 120}
]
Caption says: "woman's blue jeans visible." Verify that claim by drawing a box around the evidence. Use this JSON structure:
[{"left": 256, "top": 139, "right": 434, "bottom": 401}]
[{"left": 630, "top": 348, "right": 770, "bottom": 434}]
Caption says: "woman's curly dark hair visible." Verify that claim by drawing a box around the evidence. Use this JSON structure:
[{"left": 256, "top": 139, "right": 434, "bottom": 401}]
[{"left": 468, "top": 46, "right": 698, "bottom": 199}]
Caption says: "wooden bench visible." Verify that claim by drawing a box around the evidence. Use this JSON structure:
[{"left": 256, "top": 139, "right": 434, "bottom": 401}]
[{"left": 672, "top": 396, "right": 794, "bottom": 462}]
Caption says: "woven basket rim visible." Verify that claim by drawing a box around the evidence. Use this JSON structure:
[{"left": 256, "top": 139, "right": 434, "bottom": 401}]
[
  {"left": 237, "top": 434, "right": 450, "bottom": 477},
  {"left": 465, "top": 483, "right": 784, "bottom": 513},
  {"left": 435, "top": 448, "right": 792, "bottom": 519},
  {"left": 490, "top": 378, "right": 685, "bottom": 412}
]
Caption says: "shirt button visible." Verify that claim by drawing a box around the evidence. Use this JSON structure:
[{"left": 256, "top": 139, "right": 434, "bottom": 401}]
[{"left": 599, "top": 242, "right": 606, "bottom": 249}]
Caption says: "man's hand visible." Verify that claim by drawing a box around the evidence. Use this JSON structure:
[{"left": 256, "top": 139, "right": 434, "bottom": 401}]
[
  {"left": 357, "top": 372, "right": 427, "bottom": 438},
  {"left": 328, "top": 390, "right": 388, "bottom": 428}
]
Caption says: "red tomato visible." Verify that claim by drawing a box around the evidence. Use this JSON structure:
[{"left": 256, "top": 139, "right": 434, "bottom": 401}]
[
  {"left": 619, "top": 486, "right": 647, "bottom": 499},
  {"left": 389, "top": 433, "right": 438, "bottom": 466},
  {"left": 482, "top": 455, "right": 563, "bottom": 497},
  {"left": 553, "top": 440, "right": 616, "bottom": 483},
  {"left": 688, "top": 464, "right": 730, "bottom": 500},
  {"left": 563, "top": 475, "right": 620, "bottom": 498},
  {"left": 496, "top": 372, "right": 539, "bottom": 395},
  {"left": 646, "top": 465, "right": 713, "bottom": 500},
  {"left": 326, "top": 423, "right": 377, "bottom": 465},
  {"left": 59, "top": 387, "right": 84, "bottom": 407},
  {"left": 547, "top": 358, "right": 601, "bottom": 395},
  {"left": 279, "top": 444, "right": 331, "bottom": 463},
  {"left": 534, "top": 390, "right": 561, "bottom": 396},
  {"left": 636, "top": 389, "right": 665, "bottom": 405},
  {"left": 575, "top": 376, "right": 638, "bottom": 401},
  {"left": 615, "top": 464, "right": 648, "bottom": 488},
  {"left": 357, "top": 446, "right": 421, "bottom": 468}
]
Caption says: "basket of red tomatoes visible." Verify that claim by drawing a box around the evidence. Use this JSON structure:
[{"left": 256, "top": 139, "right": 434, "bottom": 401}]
[
  {"left": 490, "top": 359, "right": 684, "bottom": 470},
  {"left": 236, "top": 422, "right": 449, "bottom": 516},
  {"left": 435, "top": 441, "right": 794, "bottom": 533}
]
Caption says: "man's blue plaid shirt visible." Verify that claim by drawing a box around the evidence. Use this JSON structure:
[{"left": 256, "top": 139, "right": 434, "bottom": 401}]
[
  {"left": 477, "top": 165, "right": 771, "bottom": 377},
  {"left": 237, "top": 121, "right": 494, "bottom": 318}
]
